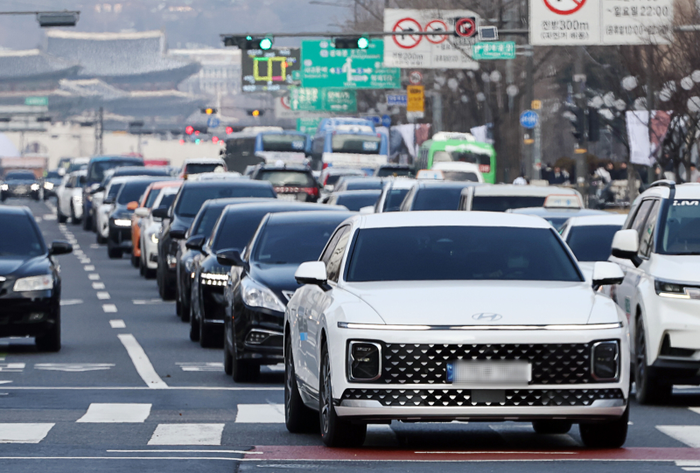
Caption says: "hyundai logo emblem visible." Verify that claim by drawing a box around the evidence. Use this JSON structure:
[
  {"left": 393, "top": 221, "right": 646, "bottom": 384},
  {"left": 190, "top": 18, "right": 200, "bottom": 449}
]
[{"left": 472, "top": 313, "right": 503, "bottom": 322}]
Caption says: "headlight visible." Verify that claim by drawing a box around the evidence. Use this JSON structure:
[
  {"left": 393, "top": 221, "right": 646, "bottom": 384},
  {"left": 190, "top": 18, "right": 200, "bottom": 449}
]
[
  {"left": 30, "top": 183, "right": 40, "bottom": 191},
  {"left": 44, "top": 182, "right": 54, "bottom": 190},
  {"left": 14, "top": 274, "right": 53, "bottom": 292},
  {"left": 150, "top": 233, "right": 159, "bottom": 244},
  {"left": 347, "top": 341, "right": 382, "bottom": 382},
  {"left": 241, "top": 278, "right": 285, "bottom": 312},
  {"left": 201, "top": 272, "right": 228, "bottom": 287},
  {"left": 113, "top": 218, "right": 132, "bottom": 227},
  {"left": 591, "top": 340, "right": 620, "bottom": 381},
  {"left": 1, "top": 184, "right": 8, "bottom": 191},
  {"left": 655, "top": 280, "right": 700, "bottom": 299}
]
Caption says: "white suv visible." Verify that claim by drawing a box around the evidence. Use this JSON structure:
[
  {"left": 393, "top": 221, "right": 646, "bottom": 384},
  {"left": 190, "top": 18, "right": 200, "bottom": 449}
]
[{"left": 609, "top": 181, "right": 700, "bottom": 404}]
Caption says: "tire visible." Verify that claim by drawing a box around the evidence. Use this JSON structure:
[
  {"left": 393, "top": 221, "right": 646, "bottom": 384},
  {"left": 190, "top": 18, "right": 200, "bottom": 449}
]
[
  {"left": 96, "top": 231, "right": 107, "bottom": 244},
  {"left": 139, "top": 258, "right": 146, "bottom": 277},
  {"left": 107, "top": 240, "right": 123, "bottom": 259},
  {"left": 176, "top": 299, "right": 182, "bottom": 317},
  {"left": 635, "top": 316, "right": 672, "bottom": 404},
  {"left": 189, "top": 301, "right": 200, "bottom": 342},
  {"left": 224, "top": 341, "right": 233, "bottom": 376},
  {"left": 231, "top": 343, "right": 260, "bottom": 383},
  {"left": 319, "top": 342, "right": 366, "bottom": 447},
  {"left": 532, "top": 420, "right": 573, "bottom": 435},
  {"left": 199, "top": 319, "right": 221, "bottom": 348},
  {"left": 131, "top": 252, "right": 139, "bottom": 268},
  {"left": 158, "top": 265, "right": 176, "bottom": 300},
  {"left": 579, "top": 405, "right": 629, "bottom": 448},
  {"left": 285, "top": 332, "right": 317, "bottom": 433},
  {"left": 35, "top": 308, "right": 61, "bottom": 352},
  {"left": 82, "top": 210, "right": 91, "bottom": 231},
  {"left": 56, "top": 204, "right": 68, "bottom": 224},
  {"left": 70, "top": 204, "right": 81, "bottom": 225}
]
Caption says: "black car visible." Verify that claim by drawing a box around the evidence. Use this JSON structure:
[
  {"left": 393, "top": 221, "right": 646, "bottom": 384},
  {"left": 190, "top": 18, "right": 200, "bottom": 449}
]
[
  {"left": 188, "top": 202, "right": 348, "bottom": 349},
  {"left": 326, "top": 190, "right": 382, "bottom": 211},
  {"left": 176, "top": 197, "right": 275, "bottom": 322},
  {"left": 219, "top": 210, "right": 353, "bottom": 381},
  {"left": 1, "top": 170, "right": 41, "bottom": 201},
  {"left": 154, "top": 180, "right": 276, "bottom": 300},
  {"left": 42, "top": 170, "right": 63, "bottom": 200},
  {"left": 107, "top": 177, "right": 169, "bottom": 259},
  {"left": 0, "top": 207, "right": 72, "bottom": 351},
  {"left": 249, "top": 164, "right": 320, "bottom": 202},
  {"left": 399, "top": 181, "right": 482, "bottom": 211}
]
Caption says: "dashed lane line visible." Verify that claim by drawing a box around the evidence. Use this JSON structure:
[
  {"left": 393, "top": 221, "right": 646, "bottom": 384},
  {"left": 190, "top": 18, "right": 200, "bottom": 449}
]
[
  {"left": 92, "top": 282, "right": 106, "bottom": 290},
  {"left": 102, "top": 304, "right": 118, "bottom": 313},
  {"left": 148, "top": 424, "right": 225, "bottom": 446},
  {"left": 76, "top": 403, "right": 152, "bottom": 423},
  {"left": 96, "top": 292, "right": 111, "bottom": 300},
  {"left": 88, "top": 273, "right": 100, "bottom": 280},
  {"left": 109, "top": 320, "right": 126, "bottom": 329},
  {"left": 84, "top": 265, "right": 95, "bottom": 271},
  {"left": 0, "top": 424, "right": 54, "bottom": 444},
  {"left": 117, "top": 334, "right": 168, "bottom": 389}
]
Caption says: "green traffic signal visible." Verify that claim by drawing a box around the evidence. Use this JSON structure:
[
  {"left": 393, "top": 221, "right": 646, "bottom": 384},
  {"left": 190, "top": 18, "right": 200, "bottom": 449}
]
[
  {"left": 260, "top": 37, "right": 273, "bottom": 50},
  {"left": 357, "top": 36, "right": 369, "bottom": 49}
]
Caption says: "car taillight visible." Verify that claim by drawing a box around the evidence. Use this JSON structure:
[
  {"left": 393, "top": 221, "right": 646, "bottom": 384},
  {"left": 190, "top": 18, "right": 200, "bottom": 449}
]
[
  {"left": 301, "top": 187, "right": 319, "bottom": 196},
  {"left": 322, "top": 163, "right": 329, "bottom": 169}
]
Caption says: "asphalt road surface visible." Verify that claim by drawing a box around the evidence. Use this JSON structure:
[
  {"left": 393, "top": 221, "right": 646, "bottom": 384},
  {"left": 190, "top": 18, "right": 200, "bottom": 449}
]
[{"left": 2, "top": 199, "right": 700, "bottom": 472}]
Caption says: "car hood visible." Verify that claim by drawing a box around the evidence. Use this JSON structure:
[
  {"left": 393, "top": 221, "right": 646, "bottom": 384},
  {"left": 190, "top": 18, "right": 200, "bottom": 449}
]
[
  {"left": 0, "top": 256, "right": 49, "bottom": 278},
  {"left": 250, "top": 263, "right": 301, "bottom": 303},
  {"left": 6, "top": 180, "right": 36, "bottom": 185},
  {"left": 342, "top": 280, "right": 596, "bottom": 326},
  {"left": 649, "top": 254, "right": 700, "bottom": 284}
]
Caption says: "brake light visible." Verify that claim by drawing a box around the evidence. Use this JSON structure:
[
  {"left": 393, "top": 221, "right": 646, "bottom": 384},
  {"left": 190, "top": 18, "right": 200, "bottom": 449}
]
[
  {"left": 301, "top": 187, "right": 319, "bottom": 196},
  {"left": 322, "top": 163, "right": 329, "bottom": 169}
]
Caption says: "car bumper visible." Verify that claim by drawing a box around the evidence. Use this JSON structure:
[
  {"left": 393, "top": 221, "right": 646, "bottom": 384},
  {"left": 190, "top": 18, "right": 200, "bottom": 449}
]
[
  {"left": 643, "top": 294, "right": 700, "bottom": 366},
  {"left": 0, "top": 293, "right": 58, "bottom": 337},
  {"left": 2, "top": 187, "right": 39, "bottom": 198},
  {"left": 234, "top": 303, "right": 284, "bottom": 363},
  {"left": 143, "top": 238, "right": 159, "bottom": 269},
  {"left": 109, "top": 224, "right": 133, "bottom": 250}
]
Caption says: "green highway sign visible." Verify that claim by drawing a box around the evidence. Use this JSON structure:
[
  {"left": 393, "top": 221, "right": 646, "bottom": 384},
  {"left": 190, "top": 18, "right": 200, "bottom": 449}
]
[
  {"left": 297, "top": 117, "right": 322, "bottom": 135},
  {"left": 24, "top": 96, "right": 48, "bottom": 106},
  {"left": 290, "top": 88, "right": 357, "bottom": 112},
  {"left": 472, "top": 41, "right": 516, "bottom": 60},
  {"left": 301, "top": 39, "right": 400, "bottom": 89}
]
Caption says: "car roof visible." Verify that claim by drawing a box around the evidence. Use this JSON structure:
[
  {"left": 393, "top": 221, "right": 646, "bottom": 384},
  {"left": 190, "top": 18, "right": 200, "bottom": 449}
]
[
  {"left": 419, "top": 180, "right": 482, "bottom": 189},
  {"left": 184, "top": 158, "right": 225, "bottom": 164},
  {"left": 471, "top": 184, "right": 579, "bottom": 197},
  {"left": 70, "top": 170, "right": 87, "bottom": 176},
  {"left": 181, "top": 180, "right": 272, "bottom": 189},
  {"left": 108, "top": 176, "right": 137, "bottom": 185},
  {"left": 432, "top": 162, "right": 481, "bottom": 172},
  {"left": 221, "top": 201, "right": 347, "bottom": 216},
  {"left": 384, "top": 178, "right": 416, "bottom": 190},
  {"left": 355, "top": 210, "right": 554, "bottom": 230},
  {"left": 265, "top": 210, "right": 356, "bottom": 225},
  {"left": 119, "top": 177, "right": 170, "bottom": 187},
  {"left": 322, "top": 168, "right": 365, "bottom": 176},
  {"left": 90, "top": 156, "right": 142, "bottom": 163},
  {"left": 333, "top": 190, "right": 382, "bottom": 197},
  {"left": 113, "top": 166, "right": 166, "bottom": 176},
  {"left": 0, "top": 205, "right": 31, "bottom": 216},
  {"left": 509, "top": 208, "right": 607, "bottom": 218},
  {"left": 148, "top": 180, "right": 182, "bottom": 190},
  {"left": 71, "top": 157, "right": 89, "bottom": 164},
  {"left": 201, "top": 197, "right": 276, "bottom": 211},
  {"left": 565, "top": 213, "right": 628, "bottom": 227},
  {"left": 256, "top": 164, "right": 310, "bottom": 172}
]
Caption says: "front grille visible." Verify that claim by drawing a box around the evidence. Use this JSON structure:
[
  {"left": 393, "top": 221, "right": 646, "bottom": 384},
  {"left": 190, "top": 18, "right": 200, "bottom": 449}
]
[
  {"left": 380, "top": 343, "right": 595, "bottom": 385},
  {"left": 342, "top": 388, "right": 624, "bottom": 407}
]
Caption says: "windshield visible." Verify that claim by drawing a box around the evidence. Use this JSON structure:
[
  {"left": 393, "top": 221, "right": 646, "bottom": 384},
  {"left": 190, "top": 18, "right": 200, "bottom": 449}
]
[
  {"left": 442, "top": 171, "right": 479, "bottom": 182},
  {"left": 0, "top": 213, "right": 45, "bottom": 258},
  {"left": 118, "top": 181, "right": 154, "bottom": 205},
  {"left": 192, "top": 206, "right": 227, "bottom": 238},
  {"left": 185, "top": 163, "right": 225, "bottom": 175},
  {"left": 46, "top": 171, "right": 61, "bottom": 179},
  {"left": 175, "top": 185, "right": 274, "bottom": 218},
  {"left": 145, "top": 188, "right": 161, "bottom": 208},
  {"left": 383, "top": 188, "right": 411, "bottom": 212},
  {"left": 257, "top": 171, "right": 315, "bottom": 187},
  {"left": 376, "top": 167, "right": 412, "bottom": 178},
  {"left": 252, "top": 221, "right": 340, "bottom": 264},
  {"left": 331, "top": 134, "right": 381, "bottom": 155},
  {"left": 106, "top": 183, "right": 123, "bottom": 201},
  {"left": 88, "top": 160, "right": 142, "bottom": 182},
  {"left": 262, "top": 134, "right": 306, "bottom": 152},
  {"left": 472, "top": 196, "right": 547, "bottom": 212},
  {"left": 346, "top": 226, "right": 581, "bottom": 282},
  {"left": 335, "top": 193, "right": 380, "bottom": 211},
  {"left": 659, "top": 199, "right": 700, "bottom": 255},
  {"left": 566, "top": 225, "right": 621, "bottom": 261},
  {"left": 435, "top": 150, "right": 491, "bottom": 169},
  {"left": 5, "top": 171, "right": 35, "bottom": 181},
  {"left": 413, "top": 187, "right": 466, "bottom": 211},
  {"left": 157, "top": 193, "right": 176, "bottom": 210}
]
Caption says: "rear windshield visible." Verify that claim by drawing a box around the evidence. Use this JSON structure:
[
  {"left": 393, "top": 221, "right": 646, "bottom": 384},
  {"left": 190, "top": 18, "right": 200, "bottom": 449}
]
[
  {"left": 412, "top": 187, "right": 465, "bottom": 211},
  {"left": 0, "top": 213, "right": 45, "bottom": 258},
  {"left": 332, "top": 134, "right": 381, "bottom": 154},
  {"left": 145, "top": 188, "right": 162, "bottom": 208},
  {"left": 252, "top": 220, "right": 342, "bottom": 264},
  {"left": 211, "top": 211, "right": 271, "bottom": 252},
  {"left": 345, "top": 180, "right": 383, "bottom": 191},
  {"left": 5, "top": 171, "right": 35, "bottom": 180},
  {"left": 185, "top": 163, "right": 225, "bottom": 175},
  {"left": 566, "top": 225, "right": 621, "bottom": 262},
  {"left": 262, "top": 134, "right": 306, "bottom": 152},
  {"left": 335, "top": 193, "right": 380, "bottom": 212},
  {"left": 472, "top": 196, "right": 546, "bottom": 212},
  {"left": 175, "top": 185, "right": 274, "bottom": 218},
  {"left": 256, "top": 171, "right": 315, "bottom": 187},
  {"left": 376, "top": 167, "right": 412, "bottom": 178},
  {"left": 117, "top": 181, "right": 154, "bottom": 205},
  {"left": 442, "top": 171, "right": 479, "bottom": 182},
  {"left": 346, "top": 226, "right": 581, "bottom": 282},
  {"left": 325, "top": 172, "right": 363, "bottom": 186},
  {"left": 88, "top": 160, "right": 142, "bottom": 182},
  {"left": 383, "top": 188, "right": 411, "bottom": 212},
  {"left": 192, "top": 206, "right": 227, "bottom": 238}
]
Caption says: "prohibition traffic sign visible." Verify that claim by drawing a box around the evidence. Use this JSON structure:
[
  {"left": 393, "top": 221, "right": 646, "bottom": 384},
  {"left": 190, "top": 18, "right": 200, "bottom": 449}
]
[
  {"left": 409, "top": 70, "right": 423, "bottom": 85},
  {"left": 455, "top": 17, "right": 477, "bottom": 38},
  {"left": 425, "top": 19, "right": 448, "bottom": 44},
  {"left": 543, "top": 0, "right": 586, "bottom": 15},
  {"left": 392, "top": 18, "right": 422, "bottom": 49}
]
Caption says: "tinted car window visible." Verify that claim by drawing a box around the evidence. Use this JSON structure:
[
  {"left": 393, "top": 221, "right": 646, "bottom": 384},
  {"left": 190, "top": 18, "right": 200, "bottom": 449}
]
[
  {"left": 117, "top": 181, "right": 155, "bottom": 205},
  {"left": 412, "top": 187, "right": 465, "bottom": 211},
  {"left": 471, "top": 196, "right": 546, "bottom": 212},
  {"left": 376, "top": 168, "right": 412, "bottom": 178},
  {"left": 88, "top": 159, "right": 142, "bottom": 182},
  {"left": 384, "top": 188, "right": 411, "bottom": 212},
  {"left": 175, "top": 185, "right": 274, "bottom": 218},
  {"left": 252, "top": 220, "right": 341, "bottom": 264},
  {"left": 332, "top": 134, "right": 381, "bottom": 154},
  {"left": 145, "top": 188, "right": 162, "bottom": 208},
  {"left": 106, "top": 183, "right": 123, "bottom": 201},
  {"left": 158, "top": 193, "right": 176, "bottom": 210},
  {"left": 566, "top": 225, "right": 621, "bottom": 261},
  {"left": 261, "top": 134, "right": 306, "bottom": 152},
  {"left": 659, "top": 199, "right": 700, "bottom": 255},
  {"left": 256, "top": 171, "right": 315, "bottom": 187},
  {"left": 346, "top": 226, "right": 581, "bottom": 282},
  {"left": 5, "top": 171, "right": 35, "bottom": 180},
  {"left": 192, "top": 206, "right": 227, "bottom": 238},
  {"left": 185, "top": 163, "right": 225, "bottom": 174},
  {"left": 335, "top": 193, "right": 380, "bottom": 211},
  {"left": 345, "top": 180, "right": 383, "bottom": 191},
  {"left": 0, "top": 213, "right": 45, "bottom": 258},
  {"left": 211, "top": 212, "right": 271, "bottom": 251},
  {"left": 442, "top": 171, "right": 479, "bottom": 182}
]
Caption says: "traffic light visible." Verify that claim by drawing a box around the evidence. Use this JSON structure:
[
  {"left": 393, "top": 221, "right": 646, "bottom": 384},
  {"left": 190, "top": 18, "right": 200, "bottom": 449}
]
[
  {"left": 185, "top": 125, "right": 208, "bottom": 135},
  {"left": 223, "top": 35, "right": 273, "bottom": 50},
  {"left": 588, "top": 107, "right": 600, "bottom": 142},
  {"left": 334, "top": 36, "right": 370, "bottom": 49},
  {"left": 225, "top": 126, "right": 233, "bottom": 134},
  {"left": 247, "top": 109, "right": 264, "bottom": 117},
  {"left": 568, "top": 108, "right": 585, "bottom": 142},
  {"left": 201, "top": 107, "right": 217, "bottom": 115}
]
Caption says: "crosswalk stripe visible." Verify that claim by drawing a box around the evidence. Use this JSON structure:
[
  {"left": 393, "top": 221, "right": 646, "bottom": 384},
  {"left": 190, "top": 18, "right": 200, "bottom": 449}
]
[
  {"left": 656, "top": 426, "right": 700, "bottom": 448},
  {"left": 235, "top": 404, "right": 284, "bottom": 423},
  {"left": 76, "top": 403, "right": 152, "bottom": 423},
  {"left": 148, "top": 424, "right": 225, "bottom": 446},
  {"left": 0, "top": 423, "right": 54, "bottom": 443}
]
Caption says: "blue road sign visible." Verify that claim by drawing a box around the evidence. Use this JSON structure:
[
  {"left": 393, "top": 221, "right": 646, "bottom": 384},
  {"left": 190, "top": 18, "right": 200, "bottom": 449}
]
[
  {"left": 387, "top": 94, "right": 407, "bottom": 106},
  {"left": 370, "top": 116, "right": 381, "bottom": 125},
  {"left": 520, "top": 110, "right": 538, "bottom": 129},
  {"left": 207, "top": 116, "right": 220, "bottom": 128},
  {"left": 381, "top": 114, "right": 392, "bottom": 127}
]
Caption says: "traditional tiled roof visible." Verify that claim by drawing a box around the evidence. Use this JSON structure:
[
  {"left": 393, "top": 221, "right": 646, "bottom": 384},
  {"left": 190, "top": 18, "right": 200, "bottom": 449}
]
[{"left": 0, "top": 49, "right": 79, "bottom": 82}]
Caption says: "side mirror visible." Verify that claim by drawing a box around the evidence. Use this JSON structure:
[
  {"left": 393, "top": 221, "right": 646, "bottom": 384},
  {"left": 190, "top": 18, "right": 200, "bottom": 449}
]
[
  {"left": 216, "top": 249, "right": 245, "bottom": 267},
  {"left": 592, "top": 261, "right": 625, "bottom": 286},
  {"left": 185, "top": 235, "right": 205, "bottom": 251},
  {"left": 134, "top": 207, "right": 149, "bottom": 218},
  {"left": 90, "top": 185, "right": 104, "bottom": 194},
  {"left": 170, "top": 228, "right": 187, "bottom": 240},
  {"left": 611, "top": 229, "right": 639, "bottom": 261},
  {"left": 359, "top": 206, "right": 375, "bottom": 214},
  {"left": 151, "top": 207, "right": 169, "bottom": 219},
  {"left": 103, "top": 196, "right": 114, "bottom": 205},
  {"left": 127, "top": 201, "right": 139, "bottom": 211},
  {"left": 49, "top": 240, "right": 73, "bottom": 256},
  {"left": 295, "top": 261, "right": 328, "bottom": 286}
]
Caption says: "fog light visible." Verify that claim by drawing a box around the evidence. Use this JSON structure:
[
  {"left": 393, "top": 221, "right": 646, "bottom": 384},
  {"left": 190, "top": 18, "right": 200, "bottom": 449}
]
[
  {"left": 28, "top": 313, "right": 44, "bottom": 322},
  {"left": 347, "top": 341, "right": 382, "bottom": 382},
  {"left": 246, "top": 330, "right": 272, "bottom": 345},
  {"left": 592, "top": 340, "right": 619, "bottom": 381}
]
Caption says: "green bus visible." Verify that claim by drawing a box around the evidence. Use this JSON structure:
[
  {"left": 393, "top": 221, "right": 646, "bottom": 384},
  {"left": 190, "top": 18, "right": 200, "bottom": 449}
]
[{"left": 415, "top": 132, "right": 496, "bottom": 184}]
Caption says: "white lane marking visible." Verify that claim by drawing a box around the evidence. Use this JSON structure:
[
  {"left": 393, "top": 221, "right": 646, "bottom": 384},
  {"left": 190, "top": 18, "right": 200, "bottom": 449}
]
[
  {"left": 102, "top": 304, "right": 118, "bottom": 313},
  {"left": 79, "top": 258, "right": 91, "bottom": 264},
  {"left": 88, "top": 273, "right": 100, "bottom": 280},
  {"left": 0, "top": 386, "right": 281, "bottom": 391},
  {"left": 60, "top": 299, "right": 83, "bottom": 306},
  {"left": 77, "top": 403, "right": 152, "bottom": 423},
  {"left": 34, "top": 363, "right": 114, "bottom": 372},
  {"left": 133, "top": 299, "right": 172, "bottom": 305},
  {"left": 108, "top": 449, "right": 259, "bottom": 454},
  {"left": 0, "top": 381, "right": 12, "bottom": 385},
  {"left": 42, "top": 215, "right": 57, "bottom": 221},
  {"left": 0, "top": 364, "right": 25, "bottom": 373},
  {"left": 117, "top": 334, "right": 168, "bottom": 389},
  {"left": 176, "top": 362, "right": 223, "bottom": 372},
  {"left": 35, "top": 217, "right": 42, "bottom": 222},
  {"left": 96, "top": 292, "right": 111, "bottom": 300},
  {"left": 109, "top": 320, "right": 126, "bottom": 329},
  {"left": 72, "top": 244, "right": 81, "bottom": 250},
  {"left": 84, "top": 265, "right": 95, "bottom": 271},
  {"left": 657, "top": 426, "right": 700, "bottom": 448},
  {"left": 148, "top": 424, "right": 225, "bottom": 446},
  {"left": 0, "top": 424, "right": 54, "bottom": 443},
  {"left": 235, "top": 404, "right": 284, "bottom": 423},
  {"left": 690, "top": 407, "right": 700, "bottom": 415},
  {"left": 92, "top": 282, "right": 106, "bottom": 290},
  {"left": 90, "top": 244, "right": 100, "bottom": 249}
]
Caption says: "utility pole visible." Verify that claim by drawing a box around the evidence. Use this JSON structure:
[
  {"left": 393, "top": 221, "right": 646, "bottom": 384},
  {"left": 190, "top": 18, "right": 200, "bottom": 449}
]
[
  {"left": 94, "top": 107, "right": 103, "bottom": 156},
  {"left": 574, "top": 46, "right": 588, "bottom": 185},
  {"left": 524, "top": 45, "right": 534, "bottom": 180}
]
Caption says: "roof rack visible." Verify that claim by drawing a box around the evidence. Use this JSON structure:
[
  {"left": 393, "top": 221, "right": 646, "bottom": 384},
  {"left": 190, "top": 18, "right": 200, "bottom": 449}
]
[{"left": 649, "top": 180, "right": 676, "bottom": 190}]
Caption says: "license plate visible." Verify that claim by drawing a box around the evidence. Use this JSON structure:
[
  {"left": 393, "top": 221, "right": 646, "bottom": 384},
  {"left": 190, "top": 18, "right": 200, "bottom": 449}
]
[
  {"left": 277, "top": 194, "right": 297, "bottom": 201},
  {"left": 446, "top": 360, "right": 531, "bottom": 387},
  {"left": 15, "top": 186, "right": 27, "bottom": 193}
]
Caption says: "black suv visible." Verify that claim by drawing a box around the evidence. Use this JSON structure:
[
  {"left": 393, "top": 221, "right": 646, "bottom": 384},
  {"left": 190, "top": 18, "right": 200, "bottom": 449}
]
[
  {"left": 249, "top": 164, "right": 320, "bottom": 203},
  {"left": 1, "top": 170, "right": 41, "bottom": 201}
]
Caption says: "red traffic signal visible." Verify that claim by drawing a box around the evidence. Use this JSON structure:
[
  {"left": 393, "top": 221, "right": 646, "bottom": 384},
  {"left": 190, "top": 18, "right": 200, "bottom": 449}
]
[
  {"left": 225, "top": 126, "right": 233, "bottom": 134},
  {"left": 185, "top": 126, "right": 194, "bottom": 135}
]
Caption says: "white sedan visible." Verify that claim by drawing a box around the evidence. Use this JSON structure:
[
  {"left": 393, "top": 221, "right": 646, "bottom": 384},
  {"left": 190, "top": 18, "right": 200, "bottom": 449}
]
[{"left": 284, "top": 211, "right": 630, "bottom": 448}]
